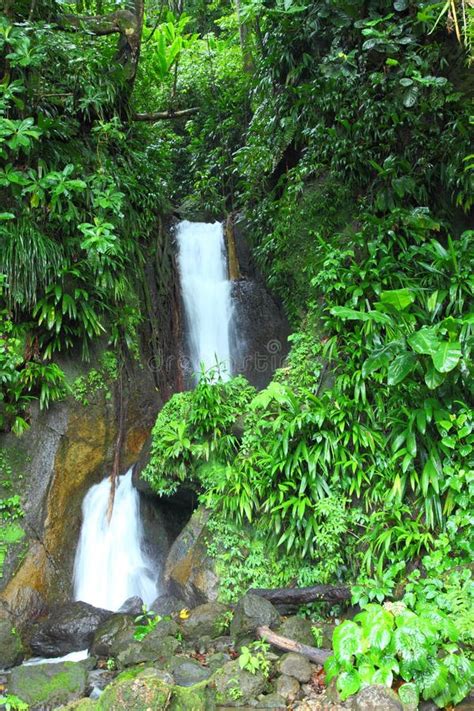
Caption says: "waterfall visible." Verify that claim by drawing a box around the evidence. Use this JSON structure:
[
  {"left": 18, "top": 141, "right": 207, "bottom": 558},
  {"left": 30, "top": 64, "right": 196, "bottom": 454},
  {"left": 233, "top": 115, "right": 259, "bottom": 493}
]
[
  {"left": 73, "top": 469, "right": 157, "bottom": 611},
  {"left": 176, "top": 220, "right": 233, "bottom": 380}
]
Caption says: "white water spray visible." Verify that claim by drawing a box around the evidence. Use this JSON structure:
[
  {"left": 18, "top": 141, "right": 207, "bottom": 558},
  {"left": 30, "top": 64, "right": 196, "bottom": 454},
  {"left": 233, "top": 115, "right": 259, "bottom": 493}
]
[
  {"left": 73, "top": 469, "right": 156, "bottom": 611},
  {"left": 176, "top": 220, "right": 233, "bottom": 379}
]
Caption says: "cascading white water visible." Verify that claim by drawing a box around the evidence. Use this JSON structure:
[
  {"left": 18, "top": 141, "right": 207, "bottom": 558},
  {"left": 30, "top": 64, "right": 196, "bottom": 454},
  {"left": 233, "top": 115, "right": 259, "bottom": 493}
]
[
  {"left": 176, "top": 220, "right": 233, "bottom": 379},
  {"left": 72, "top": 221, "right": 232, "bottom": 616},
  {"left": 73, "top": 469, "right": 156, "bottom": 611}
]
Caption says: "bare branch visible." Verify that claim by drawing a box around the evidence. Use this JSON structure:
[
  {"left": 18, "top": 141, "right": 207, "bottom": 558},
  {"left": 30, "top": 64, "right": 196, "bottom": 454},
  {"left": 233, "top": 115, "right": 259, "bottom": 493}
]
[
  {"left": 257, "top": 625, "right": 331, "bottom": 665},
  {"left": 133, "top": 107, "right": 199, "bottom": 121}
]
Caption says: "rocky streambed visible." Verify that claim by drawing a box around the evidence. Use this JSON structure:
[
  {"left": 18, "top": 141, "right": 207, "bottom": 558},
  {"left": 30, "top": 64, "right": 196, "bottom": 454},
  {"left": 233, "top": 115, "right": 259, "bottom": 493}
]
[{"left": 0, "top": 592, "right": 429, "bottom": 711}]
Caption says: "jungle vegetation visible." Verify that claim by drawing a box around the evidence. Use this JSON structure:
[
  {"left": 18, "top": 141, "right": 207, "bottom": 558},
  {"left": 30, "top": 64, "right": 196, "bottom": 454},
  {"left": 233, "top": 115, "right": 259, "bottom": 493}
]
[{"left": 0, "top": 0, "right": 473, "bottom": 706}]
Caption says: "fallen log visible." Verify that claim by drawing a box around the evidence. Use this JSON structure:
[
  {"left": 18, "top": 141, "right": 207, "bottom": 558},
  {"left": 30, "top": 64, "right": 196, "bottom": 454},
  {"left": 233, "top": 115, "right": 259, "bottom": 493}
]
[
  {"left": 249, "top": 584, "right": 351, "bottom": 606},
  {"left": 257, "top": 625, "right": 331, "bottom": 665}
]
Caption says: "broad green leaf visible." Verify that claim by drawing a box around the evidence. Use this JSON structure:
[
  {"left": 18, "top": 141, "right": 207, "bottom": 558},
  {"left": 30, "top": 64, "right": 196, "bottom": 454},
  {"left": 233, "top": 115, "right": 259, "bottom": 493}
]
[
  {"left": 419, "top": 658, "right": 448, "bottom": 699},
  {"left": 424, "top": 362, "right": 445, "bottom": 389},
  {"left": 333, "top": 621, "right": 364, "bottom": 663},
  {"left": 387, "top": 353, "right": 417, "bottom": 385},
  {"left": 431, "top": 341, "right": 461, "bottom": 373},
  {"left": 380, "top": 288, "right": 415, "bottom": 310},
  {"left": 362, "top": 340, "right": 404, "bottom": 377},
  {"left": 336, "top": 669, "right": 361, "bottom": 700},
  {"left": 365, "top": 622, "right": 392, "bottom": 651},
  {"left": 403, "top": 85, "right": 419, "bottom": 107},
  {"left": 358, "top": 662, "right": 376, "bottom": 686},
  {"left": 324, "top": 655, "right": 340, "bottom": 683},
  {"left": 398, "top": 682, "right": 419, "bottom": 709},
  {"left": 372, "top": 667, "right": 393, "bottom": 687},
  {"left": 408, "top": 327, "right": 439, "bottom": 355}
]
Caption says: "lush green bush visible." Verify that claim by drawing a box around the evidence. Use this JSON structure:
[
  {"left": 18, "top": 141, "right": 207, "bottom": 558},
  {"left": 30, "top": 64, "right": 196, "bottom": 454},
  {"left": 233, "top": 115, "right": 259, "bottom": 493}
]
[{"left": 325, "top": 602, "right": 474, "bottom": 707}]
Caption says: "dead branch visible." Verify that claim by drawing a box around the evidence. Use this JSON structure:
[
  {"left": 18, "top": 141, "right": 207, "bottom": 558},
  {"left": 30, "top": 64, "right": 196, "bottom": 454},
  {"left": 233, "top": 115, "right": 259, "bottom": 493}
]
[
  {"left": 133, "top": 107, "right": 199, "bottom": 121},
  {"left": 257, "top": 625, "right": 331, "bottom": 665}
]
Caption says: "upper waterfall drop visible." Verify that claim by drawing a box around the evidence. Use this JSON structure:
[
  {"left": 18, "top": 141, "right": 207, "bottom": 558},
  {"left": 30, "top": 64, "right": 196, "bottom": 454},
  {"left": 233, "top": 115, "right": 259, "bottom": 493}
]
[
  {"left": 73, "top": 469, "right": 157, "bottom": 611},
  {"left": 176, "top": 220, "right": 233, "bottom": 380}
]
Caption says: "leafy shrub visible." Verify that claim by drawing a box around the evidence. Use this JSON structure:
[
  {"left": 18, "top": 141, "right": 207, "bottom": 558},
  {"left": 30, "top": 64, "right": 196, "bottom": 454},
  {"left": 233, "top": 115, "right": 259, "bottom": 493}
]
[{"left": 325, "top": 603, "right": 474, "bottom": 707}]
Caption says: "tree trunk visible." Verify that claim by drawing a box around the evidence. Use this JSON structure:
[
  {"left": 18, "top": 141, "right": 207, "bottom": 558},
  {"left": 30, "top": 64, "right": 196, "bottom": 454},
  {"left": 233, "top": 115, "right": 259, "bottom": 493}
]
[{"left": 249, "top": 584, "right": 351, "bottom": 606}]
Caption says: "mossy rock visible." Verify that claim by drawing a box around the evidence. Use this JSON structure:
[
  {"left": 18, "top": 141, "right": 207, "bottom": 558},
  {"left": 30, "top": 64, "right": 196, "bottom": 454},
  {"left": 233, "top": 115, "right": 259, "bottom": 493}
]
[
  {"left": 0, "top": 618, "right": 24, "bottom": 668},
  {"left": 97, "top": 668, "right": 173, "bottom": 710},
  {"left": 59, "top": 700, "right": 98, "bottom": 710},
  {"left": 9, "top": 660, "right": 88, "bottom": 709},
  {"left": 170, "top": 679, "right": 216, "bottom": 711},
  {"left": 211, "top": 659, "right": 266, "bottom": 706}
]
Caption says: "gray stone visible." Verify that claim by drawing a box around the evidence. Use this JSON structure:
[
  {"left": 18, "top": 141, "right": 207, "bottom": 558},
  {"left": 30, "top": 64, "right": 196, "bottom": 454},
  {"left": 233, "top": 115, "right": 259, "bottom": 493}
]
[
  {"left": 207, "top": 651, "right": 232, "bottom": 672},
  {"left": 213, "top": 659, "right": 266, "bottom": 707},
  {"left": 172, "top": 659, "right": 212, "bottom": 686},
  {"left": 276, "top": 673, "right": 300, "bottom": 700},
  {"left": 9, "top": 659, "right": 89, "bottom": 708},
  {"left": 350, "top": 685, "right": 403, "bottom": 711},
  {"left": 116, "top": 632, "right": 180, "bottom": 669},
  {"left": 117, "top": 596, "right": 143, "bottom": 615},
  {"left": 90, "top": 613, "right": 135, "bottom": 658},
  {"left": 151, "top": 593, "right": 187, "bottom": 616},
  {"left": 0, "top": 619, "right": 24, "bottom": 669},
  {"left": 278, "top": 616, "right": 315, "bottom": 646},
  {"left": 277, "top": 653, "right": 312, "bottom": 683},
  {"left": 230, "top": 594, "right": 280, "bottom": 643},
  {"left": 28, "top": 601, "right": 112, "bottom": 657},
  {"left": 255, "top": 693, "right": 286, "bottom": 709},
  {"left": 181, "top": 602, "right": 230, "bottom": 640}
]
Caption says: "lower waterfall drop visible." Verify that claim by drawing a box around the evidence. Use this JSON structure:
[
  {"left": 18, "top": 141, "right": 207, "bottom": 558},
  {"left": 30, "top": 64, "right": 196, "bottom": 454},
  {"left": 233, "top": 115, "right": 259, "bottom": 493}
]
[{"left": 73, "top": 469, "right": 157, "bottom": 611}]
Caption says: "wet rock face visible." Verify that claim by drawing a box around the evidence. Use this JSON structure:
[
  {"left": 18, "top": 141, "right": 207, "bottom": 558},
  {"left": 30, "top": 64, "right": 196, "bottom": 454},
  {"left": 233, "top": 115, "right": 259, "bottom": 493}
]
[
  {"left": 231, "top": 280, "right": 290, "bottom": 389},
  {"left": 229, "top": 217, "right": 290, "bottom": 390},
  {"left": 163, "top": 508, "right": 219, "bottom": 607},
  {"left": 0, "top": 341, "right": 162, "bottom": 623},
  {"left": 28, "top": 601, "right": 112, "bottom": 657}
]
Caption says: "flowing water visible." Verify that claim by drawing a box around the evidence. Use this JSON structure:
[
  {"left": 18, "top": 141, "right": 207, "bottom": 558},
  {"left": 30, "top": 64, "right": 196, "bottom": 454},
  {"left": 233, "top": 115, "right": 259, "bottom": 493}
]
[
  {"left": 72, "top": 221, "right": 233, "bottom": 615},
  {"left": 73, "top": 469, "right": 156, "bottom": 611},
  {"left": 176, "top": 220, "right": 233, "bottom": 379}
]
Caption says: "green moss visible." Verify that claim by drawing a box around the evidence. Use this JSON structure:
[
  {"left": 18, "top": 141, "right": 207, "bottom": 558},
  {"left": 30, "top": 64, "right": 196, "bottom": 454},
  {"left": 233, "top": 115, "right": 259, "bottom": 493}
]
[
  {"left": 170, "top": 680, "right": 214, "bottom": 711},
  {"left": 97, "top": 674, "right": 172, "bottom": 710},
  {"left": 0, "top": 523, "right": 25, "bottom": 578},
  {"left": 9, "top": 661, "right": 87, "bottom": 707}
]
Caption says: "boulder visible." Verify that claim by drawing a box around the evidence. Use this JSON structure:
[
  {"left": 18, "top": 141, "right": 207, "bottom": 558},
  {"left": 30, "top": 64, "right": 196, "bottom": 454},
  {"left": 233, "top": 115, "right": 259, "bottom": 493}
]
[
  {"left": 277, "top": 653, "right": 312, "bottom": 683},
  {"left": 212, "top": 659, "right": 266, "bottom": 706},
  {"left": 163, "top": 508, "right": 219, "bottom": 606},
  {"left": 90, "top": 614, "right": 136, "bottom": 658},
  {"left": 230, "top": 593, "right": 280, "bottom": 643},
  {"left": 8, "top": 659, "right": 89, "bottom": 708},
  {"left": 276, "top": 673, "right": 300, "bottom": 700},
  {"left": 172, "top": 659, "right": 212, "bottom": 686},
  {"left": 0, "top": 618, "right": 24, "bottom": 668},
  {"left": 278, "top": 616, "right": 315, "bottom": 647},
  {"left": 207, "top": 651, "right": 231, "bottom": 672},
  {"left": 97, "top": 667, "right": 173, "bottom": 710},
  {"left": 169, "top": 682, "right": 213, "bottom": 711},
  {"left": 255, "top": 692, "right": 286, "bottom": 708},
  {"left": 350, "top": 685, "right": 403, "bottom": 711},
  {"left": 117, "top": 596, "right": 143, "bottom": 615},
  {"left": 151, "top": 593, "right": 187, "bottom": 616},
  {"left": 181, "top": 602, "right": 229, "bottom": 640},
  {"left": 116, "top": 630, "right": 180, "bottom": 669},
  {"left": 28, "top": 601, "right": 112, "bottom": 657}
]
